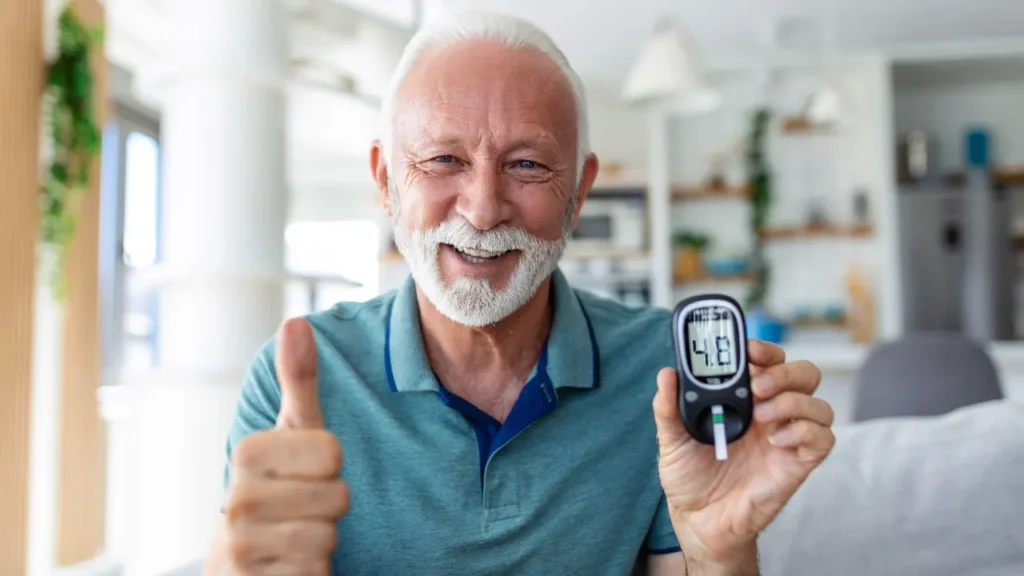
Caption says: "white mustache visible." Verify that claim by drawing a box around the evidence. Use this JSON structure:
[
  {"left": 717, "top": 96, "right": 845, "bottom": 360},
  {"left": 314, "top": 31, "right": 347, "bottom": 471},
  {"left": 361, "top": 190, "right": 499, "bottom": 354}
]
[{"left": 420, "top": 217, "right": 545, "bottom": 253}]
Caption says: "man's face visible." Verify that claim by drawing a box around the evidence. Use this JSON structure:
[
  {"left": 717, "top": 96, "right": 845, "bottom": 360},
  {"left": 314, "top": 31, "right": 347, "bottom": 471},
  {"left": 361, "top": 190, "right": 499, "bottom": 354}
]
[{"left": 373, "top": 40, "right": 598, "bottom": 326}]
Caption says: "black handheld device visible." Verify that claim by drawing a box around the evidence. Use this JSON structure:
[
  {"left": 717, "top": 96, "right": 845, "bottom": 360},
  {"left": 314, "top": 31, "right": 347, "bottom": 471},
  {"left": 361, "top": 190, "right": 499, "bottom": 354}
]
[{"left": 671, "top": 294, "right": 753, "bottom": 456}]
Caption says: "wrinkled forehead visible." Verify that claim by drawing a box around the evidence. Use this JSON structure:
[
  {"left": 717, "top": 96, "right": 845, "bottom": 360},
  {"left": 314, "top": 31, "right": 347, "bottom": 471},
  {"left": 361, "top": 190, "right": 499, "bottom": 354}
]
[{"left": 391, "top": 40, "right": 578, "bottom": 156}]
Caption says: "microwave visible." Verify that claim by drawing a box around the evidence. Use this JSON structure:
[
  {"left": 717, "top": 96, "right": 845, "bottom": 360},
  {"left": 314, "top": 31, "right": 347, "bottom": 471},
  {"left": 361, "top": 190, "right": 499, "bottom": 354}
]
[{"left": 568, "top": 196, "right": 646, "bottom": 254}]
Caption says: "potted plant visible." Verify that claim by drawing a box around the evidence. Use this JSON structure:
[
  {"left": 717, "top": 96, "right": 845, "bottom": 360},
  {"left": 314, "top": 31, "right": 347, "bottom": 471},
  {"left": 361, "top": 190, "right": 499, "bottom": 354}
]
[{"left": 672, "top": 231, "right": 710, "bottom": 282}]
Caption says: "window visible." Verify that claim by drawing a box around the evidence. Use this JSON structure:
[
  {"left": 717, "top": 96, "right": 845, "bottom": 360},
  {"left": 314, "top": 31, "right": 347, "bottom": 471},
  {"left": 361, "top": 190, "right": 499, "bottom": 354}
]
[
  {"left": 121, "top": 129, "right": 161, "bottom": 370},
  {"left": 284, "top": 221, "right": 381, "bottom": 317},
  {"left": 122, "top": 132, "right": 160, "bottom": 267}
]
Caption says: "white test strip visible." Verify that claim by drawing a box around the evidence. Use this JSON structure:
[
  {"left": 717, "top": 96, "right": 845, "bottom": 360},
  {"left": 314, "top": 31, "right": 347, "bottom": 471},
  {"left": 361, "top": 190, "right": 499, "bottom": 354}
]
[{"left": 711, "top": 404, "right": 728, "bottom": 460}]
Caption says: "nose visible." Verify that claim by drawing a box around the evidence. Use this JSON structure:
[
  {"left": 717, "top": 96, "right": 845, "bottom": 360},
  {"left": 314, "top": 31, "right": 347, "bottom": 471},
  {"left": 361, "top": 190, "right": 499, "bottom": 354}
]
[{"left": 455, "top": 169, "right": 508, "bottom": 231}]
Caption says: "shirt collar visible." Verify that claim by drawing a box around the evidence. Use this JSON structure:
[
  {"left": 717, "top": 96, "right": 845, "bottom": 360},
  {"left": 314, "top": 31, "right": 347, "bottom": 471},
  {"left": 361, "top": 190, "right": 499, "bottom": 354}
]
[{"left": 384, "top": 269, "right": 600, "bottom": 393}]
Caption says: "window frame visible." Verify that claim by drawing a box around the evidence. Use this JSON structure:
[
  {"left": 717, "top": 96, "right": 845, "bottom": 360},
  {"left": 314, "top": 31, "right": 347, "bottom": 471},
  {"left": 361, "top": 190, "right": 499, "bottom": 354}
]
[{"left": 99, "top": 100, "right": 162, "bottom": 381}]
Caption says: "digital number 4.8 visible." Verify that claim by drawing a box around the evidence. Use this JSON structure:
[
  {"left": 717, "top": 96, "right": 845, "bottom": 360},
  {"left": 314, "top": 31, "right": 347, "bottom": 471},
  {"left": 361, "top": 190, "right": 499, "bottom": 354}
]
[{"left": 692, "top": 336, "right": 732, "bottom": 366}]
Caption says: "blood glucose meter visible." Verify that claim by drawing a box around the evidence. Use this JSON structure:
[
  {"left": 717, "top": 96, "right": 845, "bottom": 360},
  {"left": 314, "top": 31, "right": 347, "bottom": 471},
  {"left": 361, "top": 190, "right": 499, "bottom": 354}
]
[{"left": 671, "top": 294, "right": 753, "bottom": 460}]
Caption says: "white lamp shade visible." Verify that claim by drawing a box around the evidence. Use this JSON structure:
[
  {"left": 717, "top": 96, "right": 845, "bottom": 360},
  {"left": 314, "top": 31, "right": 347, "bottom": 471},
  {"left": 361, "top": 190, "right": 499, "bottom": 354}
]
[{"left": 622, "top": 17, "right": 720, "bottom": 115}]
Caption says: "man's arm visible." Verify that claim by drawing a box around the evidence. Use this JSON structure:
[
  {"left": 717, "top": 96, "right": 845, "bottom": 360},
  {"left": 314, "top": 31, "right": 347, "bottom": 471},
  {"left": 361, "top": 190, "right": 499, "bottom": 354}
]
[
  {"left": 648, "top": 551, "right": 687, "bottom": 575},
  {"left": 648, "top": 548, "right": 759, "bottom": 576}
]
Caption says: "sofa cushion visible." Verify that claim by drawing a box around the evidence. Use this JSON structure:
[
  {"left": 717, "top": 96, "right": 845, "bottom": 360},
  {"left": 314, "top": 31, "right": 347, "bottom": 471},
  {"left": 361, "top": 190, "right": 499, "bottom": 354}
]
[{"left": 759, "top": 400, "right": 1024, "bottom": 576}]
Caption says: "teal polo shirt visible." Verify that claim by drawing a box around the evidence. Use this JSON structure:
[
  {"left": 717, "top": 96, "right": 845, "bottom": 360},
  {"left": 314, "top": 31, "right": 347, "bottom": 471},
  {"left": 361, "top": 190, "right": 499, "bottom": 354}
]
[{"left": 224, "top": 269, "right": 681, "bottom": 574}]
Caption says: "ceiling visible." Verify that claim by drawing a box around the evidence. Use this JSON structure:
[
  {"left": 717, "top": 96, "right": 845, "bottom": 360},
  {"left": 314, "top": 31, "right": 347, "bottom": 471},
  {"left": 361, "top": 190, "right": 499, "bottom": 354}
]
[
  {"left": 103, "top": 0, "right": 1024, "bottom": 185},
  {"left": 422, "top": 0, "right": 1024, "bottom": 79}
]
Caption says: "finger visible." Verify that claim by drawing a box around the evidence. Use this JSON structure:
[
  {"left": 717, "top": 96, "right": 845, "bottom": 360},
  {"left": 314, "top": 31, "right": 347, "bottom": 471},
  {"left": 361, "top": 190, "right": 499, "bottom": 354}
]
[
  {"left": 225, "top": 477, "right": 350, "bottom": 522},
  {"left": 767, "top": 420, "right": 836, "bottom": 461},
  {"left": 652, "top": 368, "right": 690, "bottom": 449},
  {"left": 275, "top": 318, "right": 325, "bottom": 429},
  {"left": 747, "top": 339, "right": 785, "bottom": 367},
  {"left": 232, "top": 429, "right": 343, "bottom": 479},
  {"left": 751, "top": 360, "right": 822, "bottom": 399},
  {"left": 226, "top": 519, "right": 337, "bottom": 566},
  {"left": 753, "top": 392, "right": 835, "bottom": 427}
]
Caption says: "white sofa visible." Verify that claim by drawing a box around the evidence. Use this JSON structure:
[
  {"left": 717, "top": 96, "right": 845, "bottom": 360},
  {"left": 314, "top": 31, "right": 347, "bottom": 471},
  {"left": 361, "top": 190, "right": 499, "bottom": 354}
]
[
  {"left": 165, "top": 401, "right": 1024, "bottom": 576},
  {"left": 759, "top": 399, "right": 1024, "bottom": 576}
]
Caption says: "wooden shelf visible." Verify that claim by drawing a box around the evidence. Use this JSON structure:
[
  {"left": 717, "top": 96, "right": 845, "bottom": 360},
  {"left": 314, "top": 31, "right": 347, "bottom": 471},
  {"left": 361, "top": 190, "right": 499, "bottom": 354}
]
[
  {"left": 789, "top": 316, "right": 848, "bottom": 330},
  {"left": 758, "top": 223, "right": 874, "bottom": 240},
  {"left": 943, "top": 168, "right": 1024, "bottom": 187},
  {"left": 675, "top": 272, "right": 754, "bottom": 285},
  {"left": 671, "top": 183, "right": 749, "bottom": 201},
  {"left": 780, "top": 115, "right": 835, "bottom": 135}
]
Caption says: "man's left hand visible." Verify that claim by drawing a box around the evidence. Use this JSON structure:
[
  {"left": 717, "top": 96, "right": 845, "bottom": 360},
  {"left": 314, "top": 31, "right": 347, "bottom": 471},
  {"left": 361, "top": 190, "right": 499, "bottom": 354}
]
[{"left": 652, "top": 339, "right": 835, "bottom": 572}]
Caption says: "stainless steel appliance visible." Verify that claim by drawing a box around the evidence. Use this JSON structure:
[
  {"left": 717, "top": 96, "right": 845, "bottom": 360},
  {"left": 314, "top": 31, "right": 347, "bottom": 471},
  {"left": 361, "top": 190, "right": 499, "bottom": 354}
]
[
  {"left": 899, "top": 184, "right": 1015, "bottom": 339},
  {"left": 567, "top": 194, "right": 646, "bottom": 255}
]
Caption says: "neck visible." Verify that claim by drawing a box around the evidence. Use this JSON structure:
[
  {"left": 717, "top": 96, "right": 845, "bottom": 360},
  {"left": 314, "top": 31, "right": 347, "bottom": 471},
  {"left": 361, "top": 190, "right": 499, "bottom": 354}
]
[{"left": 416, "top": 278, "right": 554, "bottom": 418}]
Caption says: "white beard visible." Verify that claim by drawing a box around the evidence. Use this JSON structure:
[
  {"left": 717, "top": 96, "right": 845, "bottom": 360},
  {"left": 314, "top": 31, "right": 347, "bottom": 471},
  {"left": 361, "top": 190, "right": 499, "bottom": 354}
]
[{"left": 391, "top": 187, "right": 572, "bottom": 327}]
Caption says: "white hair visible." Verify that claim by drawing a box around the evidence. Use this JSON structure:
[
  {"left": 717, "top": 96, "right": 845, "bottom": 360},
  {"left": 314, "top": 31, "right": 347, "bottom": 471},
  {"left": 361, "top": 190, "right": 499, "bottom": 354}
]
[{"left": 378, "top": 11, "right": 590, "bottom": 183}]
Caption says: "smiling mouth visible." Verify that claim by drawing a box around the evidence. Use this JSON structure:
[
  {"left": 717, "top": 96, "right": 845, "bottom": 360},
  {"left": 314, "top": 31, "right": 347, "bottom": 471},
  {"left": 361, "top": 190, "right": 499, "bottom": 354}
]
[{"left": 445, "top": 244, "right": 514, "bottom": 264}]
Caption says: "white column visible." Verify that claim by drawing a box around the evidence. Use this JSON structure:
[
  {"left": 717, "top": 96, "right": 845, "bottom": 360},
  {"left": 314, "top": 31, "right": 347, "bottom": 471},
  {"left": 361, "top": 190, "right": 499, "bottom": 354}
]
[
  {"left": 108, "top": 1, "right": 289, "bottom": 574},
  {"left": 648, "top": 110, "right": 673, "bottom": 309}
]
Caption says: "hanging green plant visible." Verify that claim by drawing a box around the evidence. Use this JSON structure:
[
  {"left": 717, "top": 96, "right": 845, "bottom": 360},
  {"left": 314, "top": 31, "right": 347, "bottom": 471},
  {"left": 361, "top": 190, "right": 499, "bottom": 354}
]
[
  {"left": 745, "top": 107, "right": 773, "bottom": 310},
  {"left": 40, "top": 4, "right": 103, "bottom": 299}
]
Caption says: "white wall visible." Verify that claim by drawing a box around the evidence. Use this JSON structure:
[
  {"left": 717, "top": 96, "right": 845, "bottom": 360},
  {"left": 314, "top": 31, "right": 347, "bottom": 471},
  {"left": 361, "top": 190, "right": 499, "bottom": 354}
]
[
  {"left": 666, "top": 55, "right": 900, "bottom": 340},
  {"left": 894, "top": 57, "right": 1024, "bottom": 173}
]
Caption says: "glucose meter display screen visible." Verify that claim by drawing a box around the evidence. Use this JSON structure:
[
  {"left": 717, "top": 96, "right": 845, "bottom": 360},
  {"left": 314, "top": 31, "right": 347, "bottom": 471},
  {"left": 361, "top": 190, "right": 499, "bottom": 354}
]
[{"left": 685, "top": 307, "right": 738, "bottom": 378}]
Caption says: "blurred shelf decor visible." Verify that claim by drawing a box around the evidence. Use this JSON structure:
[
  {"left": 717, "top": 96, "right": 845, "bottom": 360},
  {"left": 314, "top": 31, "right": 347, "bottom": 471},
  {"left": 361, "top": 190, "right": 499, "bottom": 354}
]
[
  {"left": 758, "top": 222, "right": 874, "bottom": 240},
  {"left": 671, "top": 182, "right": 750, "bottom": 200}
]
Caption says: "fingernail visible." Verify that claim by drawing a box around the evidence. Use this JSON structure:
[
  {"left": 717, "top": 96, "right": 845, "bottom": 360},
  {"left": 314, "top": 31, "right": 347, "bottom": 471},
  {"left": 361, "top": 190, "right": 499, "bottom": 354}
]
[
  {"left": 753, "top": 374, "right": 773, "bottom": 395},
  {"left": 753, "top": 401, "right": 773, "bottom": 421},
  {"left": 768, "top": 427, "right": 793, "bottom": 446}
]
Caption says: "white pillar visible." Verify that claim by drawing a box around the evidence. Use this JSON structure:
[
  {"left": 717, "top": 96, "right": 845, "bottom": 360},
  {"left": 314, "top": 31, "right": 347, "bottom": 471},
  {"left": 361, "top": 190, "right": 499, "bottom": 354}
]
[
  {"left": 648, "top": 110, "right": 673, "bottom": 309},
  {"left": 108, "top": 1, "right": 289, "bottom": 574}
]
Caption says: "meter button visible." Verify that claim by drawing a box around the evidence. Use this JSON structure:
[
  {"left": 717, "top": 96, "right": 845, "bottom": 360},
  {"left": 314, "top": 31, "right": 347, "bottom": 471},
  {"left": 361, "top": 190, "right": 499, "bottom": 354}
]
[
  {"left": 684, "top": 391, "right": 699, "bottom": 403},
  {"left": 735, "top": 387, "right": 748, "bottom": 399}
]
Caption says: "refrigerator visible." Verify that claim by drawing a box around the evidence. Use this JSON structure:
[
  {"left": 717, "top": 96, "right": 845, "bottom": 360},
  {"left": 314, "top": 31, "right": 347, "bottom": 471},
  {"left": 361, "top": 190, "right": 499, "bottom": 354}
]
[{"left": 898, "top": 182, "right": 1016, "bottom": 340}]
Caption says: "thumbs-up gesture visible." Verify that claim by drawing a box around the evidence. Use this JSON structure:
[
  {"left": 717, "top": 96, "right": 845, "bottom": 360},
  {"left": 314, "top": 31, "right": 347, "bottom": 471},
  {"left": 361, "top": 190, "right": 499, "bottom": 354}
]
[{"left": 223, "top": 318, "right": 349, "bottom": 575}]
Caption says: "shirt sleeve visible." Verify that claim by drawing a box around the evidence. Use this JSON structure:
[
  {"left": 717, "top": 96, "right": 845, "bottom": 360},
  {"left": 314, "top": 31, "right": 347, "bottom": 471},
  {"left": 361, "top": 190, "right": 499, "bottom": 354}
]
[
  {"left": 221, "top": 340, "right": 282, "bottom": 503},
  {"left": 645, "top": 494, "right": 681, "bottom": 554}
]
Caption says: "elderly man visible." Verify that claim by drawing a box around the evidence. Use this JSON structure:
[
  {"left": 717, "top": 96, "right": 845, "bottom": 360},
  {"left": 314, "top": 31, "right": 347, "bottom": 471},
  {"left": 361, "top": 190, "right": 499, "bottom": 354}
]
[{"left": 207, "top": 11, "right": 835, "bottom": 576}]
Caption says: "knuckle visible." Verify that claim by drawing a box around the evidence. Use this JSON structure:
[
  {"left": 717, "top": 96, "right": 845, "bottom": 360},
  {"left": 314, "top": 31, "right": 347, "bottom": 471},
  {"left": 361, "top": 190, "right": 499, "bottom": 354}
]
[
  {"left": 233, "top": 431, "right": 272, "bottom": 471},
  {"left": 224, "top": 526, "right": 257, "bottom": 562},
  {"left": 224, "top": 480, "right": 267, "bottom": 522},
  {"left": 310, "top": 430, "right": 344, "bottom": 474},
  {"left": 794, "top": 419, "right": 816, "bottom": 440},
  {"left": 310, "top": 559, "right": 332, "bottom": 576},
  {"left": 324, "top": 480, "right": 351, "bottom": 518},
  {"left": 777, "top": 392, "right": 800, "bottom": 412},
  {"left": 313, "top": 520, "right": 339, "bottom": 552},
  {"left": 803, "top": 360, "right": 823, "bottom": 383},
  {"left": 824, "top": 429, "right": 837, "bottom": 450}
]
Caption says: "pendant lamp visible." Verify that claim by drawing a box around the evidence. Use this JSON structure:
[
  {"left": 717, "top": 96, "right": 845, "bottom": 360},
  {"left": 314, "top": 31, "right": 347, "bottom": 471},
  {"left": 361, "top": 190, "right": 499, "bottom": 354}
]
[{"left": 622, "top": 16, "right": 720, "bottom": 115}]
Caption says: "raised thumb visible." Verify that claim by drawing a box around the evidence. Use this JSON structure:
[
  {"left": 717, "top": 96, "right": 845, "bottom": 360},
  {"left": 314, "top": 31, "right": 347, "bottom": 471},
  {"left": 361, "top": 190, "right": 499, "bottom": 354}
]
[
  {"left": 274, "top": 317, "right": 324, "bottom": 429},
  {"left": 653, "top": 368, "right": 690, "bottom": 450}
]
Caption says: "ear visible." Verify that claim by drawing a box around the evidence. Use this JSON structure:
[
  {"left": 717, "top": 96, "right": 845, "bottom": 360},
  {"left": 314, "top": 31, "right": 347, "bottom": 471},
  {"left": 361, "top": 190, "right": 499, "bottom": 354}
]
[
  {"left": 569, "top": 153, "right": 600, "bottom": 229},
  {"left": 369, "top": 140, "right": 392, "bottom": 216}
]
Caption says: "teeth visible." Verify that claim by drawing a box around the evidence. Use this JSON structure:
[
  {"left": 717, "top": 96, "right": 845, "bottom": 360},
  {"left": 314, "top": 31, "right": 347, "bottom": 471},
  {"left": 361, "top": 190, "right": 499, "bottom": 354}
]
[{"left": 459, "top": 247, "right": 504, "bottom": 258}]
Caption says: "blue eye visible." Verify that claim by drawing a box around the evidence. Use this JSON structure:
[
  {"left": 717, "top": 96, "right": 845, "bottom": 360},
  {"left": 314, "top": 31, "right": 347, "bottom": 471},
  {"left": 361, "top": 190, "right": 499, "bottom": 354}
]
[
  {"left": 433, "top": 155, "right": 455, "bottom": 163},
  {"left": 516, "top": 160, "right": 538, "bottom": 169}
]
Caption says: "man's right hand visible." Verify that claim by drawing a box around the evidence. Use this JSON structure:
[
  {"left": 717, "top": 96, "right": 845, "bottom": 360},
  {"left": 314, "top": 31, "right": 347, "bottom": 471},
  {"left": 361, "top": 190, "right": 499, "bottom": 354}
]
[{"left": 222, "top": 318, "right": 349, "bottom": 575}]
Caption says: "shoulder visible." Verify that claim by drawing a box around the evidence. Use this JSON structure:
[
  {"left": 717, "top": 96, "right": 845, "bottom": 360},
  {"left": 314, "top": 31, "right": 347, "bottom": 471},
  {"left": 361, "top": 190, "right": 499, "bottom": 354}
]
[
  {"left": 575, "top": 288, "right": 672, "bottom": 345},
  {"left": 574, "top": 288, "right": 675, "bottom": 381},
  {"left": 247, "top": 290, "right": 399, "bottom": 381},
  {"left": 306, "top": 290, "right": 396, "bottom": 343}
]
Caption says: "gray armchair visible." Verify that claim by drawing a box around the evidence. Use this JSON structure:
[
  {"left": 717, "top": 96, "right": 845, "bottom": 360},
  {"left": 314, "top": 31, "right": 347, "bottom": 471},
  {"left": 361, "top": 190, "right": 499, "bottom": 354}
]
[{"left": 852, "top": 332, "right": 1003, "bottom": 422}]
